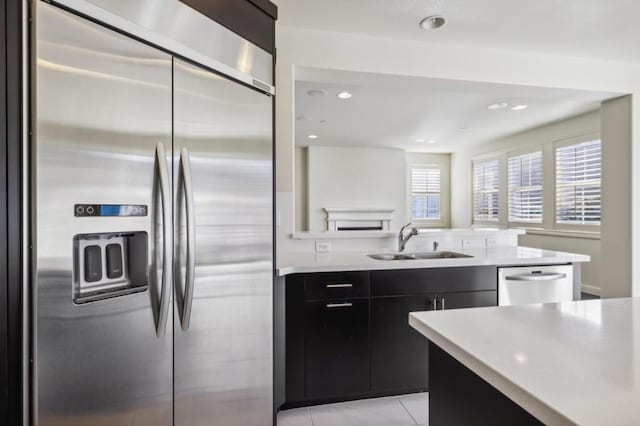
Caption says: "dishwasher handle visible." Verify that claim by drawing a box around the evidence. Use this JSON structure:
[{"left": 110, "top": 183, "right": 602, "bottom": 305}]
[{"left": 504, "top": 271, "right": 567, "bottom": 282}]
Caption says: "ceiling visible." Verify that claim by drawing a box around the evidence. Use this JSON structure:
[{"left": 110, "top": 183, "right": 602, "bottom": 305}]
[
  {"left": 276, "top": 0, "right": 640, "bottom": 63},
  {"left": 295, "top": 68, "right": 619, "bottom": 152}
]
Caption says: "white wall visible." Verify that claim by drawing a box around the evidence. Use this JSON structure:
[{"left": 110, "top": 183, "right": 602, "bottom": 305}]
[
  {"left": 275, "top": 25, "right": 640, "bottom": 296},
  {"left": 600, "top": 96, "right": 633, "bottom": 298},
  {"left": 294, "top": 146, "right": 308, "bottom": 231},
  {"left": 306, "top": 146, "right": 406, "bottom": 231},
  {"left": 295, "top": 148, "right": 451, "bottom": 231}
]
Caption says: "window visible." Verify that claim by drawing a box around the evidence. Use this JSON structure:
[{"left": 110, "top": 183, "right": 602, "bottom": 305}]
[
  {"left": 472, "top": 159, "right": 499, "bottom": 222},
  {"left": 555, "top": 140, "right": 601, "bottom": 225},
  {"left": 410, "top": 166, "right": 441, "bottom": 220},
  {"left": 508, "top": 151, "right": 543, "bottom": 223}
]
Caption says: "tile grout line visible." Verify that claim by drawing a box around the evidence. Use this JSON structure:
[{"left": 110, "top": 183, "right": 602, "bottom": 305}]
[
  {"left": 399, "top": 398, "right": 419, "bottom": 425},
  {"left": 308, "top": 407, "right": 315, "bottom": 426}
]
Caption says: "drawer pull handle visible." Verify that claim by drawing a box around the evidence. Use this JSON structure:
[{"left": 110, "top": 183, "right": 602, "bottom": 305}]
[
  {"left": 326, "top": 283, "right": 353, "bottom": 288},
  {"left": 505, "top": 272, "right": 567, "bottom": 282},
  {"left": 326, "top": 302, "right": 353, "bottom": 308}
]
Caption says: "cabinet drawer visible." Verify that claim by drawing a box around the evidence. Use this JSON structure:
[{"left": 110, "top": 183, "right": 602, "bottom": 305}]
[
  {"left": 303, "top": 271, "right": 370, "bottom": 301},
  {"left": 371, "top": 266, "right": 497, "bottom": 296}
]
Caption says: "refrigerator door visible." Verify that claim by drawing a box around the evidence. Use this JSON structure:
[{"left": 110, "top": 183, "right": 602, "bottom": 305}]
[
  {"left": 173, "top": 59, "right": 273, "bottom": 425},
  {"left": 34, "top": 3, "right": 173, "bottom": 425}
]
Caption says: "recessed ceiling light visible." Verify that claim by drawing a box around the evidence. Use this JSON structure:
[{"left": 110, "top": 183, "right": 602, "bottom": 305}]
[
  {"left": 488, "top": 102, "right": 509, "bottom": 110},
  {"left": 337, "top": 91, "right": 352, "bottom": 99},
  {"left": 512, "top": 104, "right": 528, "bottom": 111},
  {"left": 420, "top": 15, "right": 447, "bottom": 30},
  {"left": 307, "top": 89, "right": 326, "bottom": 97},
  {"left": 427, "top": 140, "right": 437, "bottom": 144},
  {"left": 308, "top": 134, "right": 318, "bottom": 139},
  {"left": 514, "top": 353, "right": 527, "bottom": 363},
  {"left": 415, "top": 139, "right": 425, "bottom": 143}
]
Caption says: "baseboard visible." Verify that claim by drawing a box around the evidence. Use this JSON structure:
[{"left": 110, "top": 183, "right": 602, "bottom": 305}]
[{"left": 581, "top": 284, "right": 601, "bottom": 296}]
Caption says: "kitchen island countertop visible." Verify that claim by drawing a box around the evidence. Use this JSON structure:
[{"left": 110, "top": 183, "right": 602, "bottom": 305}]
[{"left": 409, "top": 297, "right": 640, "bottom": 426}]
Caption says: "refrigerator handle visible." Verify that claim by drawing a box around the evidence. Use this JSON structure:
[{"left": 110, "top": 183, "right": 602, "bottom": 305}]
[
  {"left": 178, "top": 148, "right": 196, "bottom": 330},
  {"left": 155, "top": 142, "right": 173, "bottom": 337}
]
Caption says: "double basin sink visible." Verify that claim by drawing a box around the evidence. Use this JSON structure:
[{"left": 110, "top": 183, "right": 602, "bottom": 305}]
[{"left": 368, "top": 251, "right": 472, "bottom": 261}]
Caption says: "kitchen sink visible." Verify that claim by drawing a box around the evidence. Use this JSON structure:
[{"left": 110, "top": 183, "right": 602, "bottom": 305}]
[
  {"left": 367, "top": 253, "right": 417, "bottom": 261},
  {"left": 412, "top": 251, "right": 473, "bottom": 259},
  {"left": 367, "top": 251, "right": 473, "bottom": 261}
]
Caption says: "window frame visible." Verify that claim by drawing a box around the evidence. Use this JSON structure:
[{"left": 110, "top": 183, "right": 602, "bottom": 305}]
[
  {"left": 468, "top": 133, "right": 601, "bottom": 238},
  {"left": 553, "top": 136, "right": 602, "bottom": 233},
  {"left": 507, "top": 148, "right": 544, "bottom": 228},
  {"left": 408, "top": 164, "right": 443, "bottom": 224},
  {"left": 471, "top": 156, "right": 501, "bottom": 225}
]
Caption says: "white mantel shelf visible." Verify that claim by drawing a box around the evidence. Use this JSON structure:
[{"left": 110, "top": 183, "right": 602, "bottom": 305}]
[
  {"left": 409, "top": 298, "right": 640, "bottom": 426},
  {"left": 323, "top": 208, "right": 395, "bottom": 231}
]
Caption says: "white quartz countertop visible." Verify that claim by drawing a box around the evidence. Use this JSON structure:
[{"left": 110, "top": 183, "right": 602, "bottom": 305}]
[
  {"left": 276, "top": 246, "right": 589, "bottom": 276},
  {"left": 409, "top": 298, "right": 640, "bottom": 426}
]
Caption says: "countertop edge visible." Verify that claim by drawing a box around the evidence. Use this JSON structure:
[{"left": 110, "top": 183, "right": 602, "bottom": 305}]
[
  {"left": 408, "top": 312, "right": 578, "bottom": 426},
  {"left": 276, "top": 255, "right": 589, "bottom": 276}
]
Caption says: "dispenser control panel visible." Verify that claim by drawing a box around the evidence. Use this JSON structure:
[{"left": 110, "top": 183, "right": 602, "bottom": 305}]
[{"left": 74, "top": 204, "right": 147, "bottom": 217}]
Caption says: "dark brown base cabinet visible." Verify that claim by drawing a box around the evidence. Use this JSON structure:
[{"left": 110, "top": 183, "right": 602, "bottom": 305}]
[
  {"left": 305, "top": 299, "right": 370, "bottom": 399},
  {"left": 284, "top": 267, "right": 498, "bottom": 407},
  {"left": 429, "top": 344, "right": 543, "bottom": 425}
]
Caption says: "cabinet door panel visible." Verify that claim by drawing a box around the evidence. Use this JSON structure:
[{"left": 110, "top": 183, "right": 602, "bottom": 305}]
[
  {"left": 305, "top": 299, "right": 370, "bottom": 399},
  {"left": 371, "top": 295, "right": 432, "bottom": 392},
  {"left": 439, "top": 291, "right": 497, "bottom": 310}
]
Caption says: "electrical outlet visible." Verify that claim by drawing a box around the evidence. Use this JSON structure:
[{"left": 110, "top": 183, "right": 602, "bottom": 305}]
[
  {"left": 315, "top": 241, "right": 331, "bottom": 253},
  {"left": 462, "top": 238, "right": 484, "bottom": 248}
]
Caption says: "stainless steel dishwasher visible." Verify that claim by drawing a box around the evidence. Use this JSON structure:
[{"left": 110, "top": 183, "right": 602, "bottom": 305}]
[{"left": 498, "top": 265, "right": 574, "bottom": 305}]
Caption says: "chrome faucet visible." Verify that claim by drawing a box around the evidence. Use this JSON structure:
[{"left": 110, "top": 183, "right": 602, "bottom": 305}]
[{"left": 398, "top": 222, "right": 418, "bottom": 252}]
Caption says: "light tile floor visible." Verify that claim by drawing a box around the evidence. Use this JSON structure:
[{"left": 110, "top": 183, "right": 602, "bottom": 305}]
[{"left": 278, "top": 393, "right": 428, "bottom": 426}]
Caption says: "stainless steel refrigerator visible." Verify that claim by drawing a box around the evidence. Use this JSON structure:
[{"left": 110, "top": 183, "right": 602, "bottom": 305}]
[{"left": 32, "top": 1, "right": 274, "bottom": 425}]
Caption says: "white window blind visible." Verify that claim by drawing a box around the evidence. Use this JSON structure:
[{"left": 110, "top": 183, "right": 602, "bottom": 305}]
[
  {"left": 473, "top": 159, "right": 499, "bottom": 221},
  {"left": 555, "top": 140, "right": 601, "bottom": 225},
  {"left": 508, "top": 151, "right": 543, "bottom": 223},
  {"left": 410, "top": 167, "right": 441, "bottom": 220}
]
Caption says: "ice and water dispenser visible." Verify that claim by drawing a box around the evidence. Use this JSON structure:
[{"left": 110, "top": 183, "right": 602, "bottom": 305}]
[{"left": 72, "top": 204, "right": 149, "bottom": 304}]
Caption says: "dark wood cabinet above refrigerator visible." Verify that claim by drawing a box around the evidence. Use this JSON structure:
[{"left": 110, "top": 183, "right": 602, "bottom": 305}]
[{"left": 179, "top": 0, "right": 277, "bottom": 54}]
